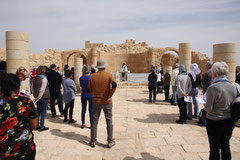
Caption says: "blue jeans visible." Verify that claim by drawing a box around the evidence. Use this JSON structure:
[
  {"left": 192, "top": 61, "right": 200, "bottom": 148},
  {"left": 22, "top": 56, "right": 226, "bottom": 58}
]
[
  {"left": 50, "top": 93, "right": 64, "bottom": 116},
  {"left": 37, "top": 98, "right": 48, "bottom": 128},
  {"left": 187, "top": 87, "right": 199, "bottom": 118},
  {"left": 81, "top": 97, "right": 93, "bottom": 125},
  {"left": 172, "top": 85, "right": 177, "bottom": 104}
]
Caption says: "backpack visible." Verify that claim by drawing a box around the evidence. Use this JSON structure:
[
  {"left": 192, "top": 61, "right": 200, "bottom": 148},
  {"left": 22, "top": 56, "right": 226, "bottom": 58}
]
[
  {"left": 198, "top": 109, "right": 207, "bottom": 126},
  {"left": 231, "top": 83, "right": 240, "bottom": 127}
]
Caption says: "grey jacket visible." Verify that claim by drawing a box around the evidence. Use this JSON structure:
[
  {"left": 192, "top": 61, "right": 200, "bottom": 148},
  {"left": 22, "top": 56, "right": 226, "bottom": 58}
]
[
  {"left": 175, "top": 74, "right": 192, "bottom": 98},
  {"left": 62, "top": 78, "right": 77, "bottom": 104},
  {"left": 204, "top": 81, "right": 238, "bottom": 120}
]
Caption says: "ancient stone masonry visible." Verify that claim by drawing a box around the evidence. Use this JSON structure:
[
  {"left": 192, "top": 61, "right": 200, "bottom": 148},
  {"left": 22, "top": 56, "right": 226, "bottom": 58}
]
[{"left": 1, "top": 39, "right": 211, "bottom": 75}]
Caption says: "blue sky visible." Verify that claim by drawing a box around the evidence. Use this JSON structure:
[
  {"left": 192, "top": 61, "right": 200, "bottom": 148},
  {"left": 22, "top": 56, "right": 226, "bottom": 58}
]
[{"left": 0, "top": 0, "right": 240, "bottom": 64}]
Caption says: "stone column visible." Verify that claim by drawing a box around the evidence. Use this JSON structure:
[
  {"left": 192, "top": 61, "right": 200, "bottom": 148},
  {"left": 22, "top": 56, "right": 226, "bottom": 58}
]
[
  {"left": 74, "top": 56, "right": 83, "bottom": 93},
  {"left": 213, "top": 43, "right": 236, "bottom": 82},
  {"left": 91, "top": 47, "right": 98, "bottom": 66},
  {"left": 148, "top": 48, "right": 155, "bottom": 72},
  {"left": 179, "top": 43, "right": 192, "bottom": 72},
  {"left": 6, "top": 31, "right": 30, "bottom": 91}
]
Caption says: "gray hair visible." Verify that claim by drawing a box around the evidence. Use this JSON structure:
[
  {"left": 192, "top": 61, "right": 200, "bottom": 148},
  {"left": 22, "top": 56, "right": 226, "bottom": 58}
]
[
  {"left": 82, "top": 64, "right": 90, "bottom": 75},
  {"left": 211, "top": 61, "right": 228, "bottom": 77}
]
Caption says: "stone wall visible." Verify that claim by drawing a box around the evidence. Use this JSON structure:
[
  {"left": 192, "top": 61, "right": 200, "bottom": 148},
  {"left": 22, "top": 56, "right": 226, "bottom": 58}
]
[{"left": 0, "top": 40, "right": 210, "bottom": 74}]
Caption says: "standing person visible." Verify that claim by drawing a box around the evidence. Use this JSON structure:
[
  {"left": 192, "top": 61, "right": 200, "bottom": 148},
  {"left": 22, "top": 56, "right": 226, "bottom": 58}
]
[
  {"left": 175, "top": 65, "right": 192, "bottom": 124},
  {"left": 0, "top": 74, "right": 37, "bottom": 160},
  {"left": 57, "top": 66, "right": 63, "bottom": 76},
  {"left": 201, "top": 61, "right": 213, "bottom": 94},
  {"left": 32, "top": 66, "right": 50, "bottom": 131},
  {"left": 121, "top": 63, "right": 128, "bottom": 81},
  {"left": 187, "top": 63, "right": 201, "bottom": 120},
  {"left": 236, "top": 66, "right": 240, "bottom": 85},
  {"left": 62, "top": 69, "right": 77, "bottom": 123},
  {"left": 80, "top": 65, "right": 93, "bottom": 129},
  {"left": 171, "top": 63, "right": 179, "bottom": 105},
  {"left": 148, "top": 69, "right": 157, "bottom": 103},
  {"left": 90, "top": 64, "right": 96, "bottom": 74},
  {"left": 163, "top": 69, "right": 171, "bottom": 101},
  {"left": 156, "top": 70, "right": 162, "bottom": 94},
  {"left": 88, "top": 59, "right": 117, "bottom": 148},
  {"left": 16, "top": 67, "right": 30, "bottom": 97},
  {"left": 46, "top": 64, "right": 64, "bottom": 118},
  {"left": 204, "top": 62, "right": 237, "bottom": 160},
  {"left": 159, "top": 63, "right": 164, "bottom": 93}
]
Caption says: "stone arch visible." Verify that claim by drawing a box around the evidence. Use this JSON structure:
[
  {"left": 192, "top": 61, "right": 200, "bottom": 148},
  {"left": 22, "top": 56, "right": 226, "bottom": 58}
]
[
  {"left": 163, "top": 47, "right": 179, "bottom": 55},
  {"left": 65, "top": 52, "right": 87, "bottom": 66}
]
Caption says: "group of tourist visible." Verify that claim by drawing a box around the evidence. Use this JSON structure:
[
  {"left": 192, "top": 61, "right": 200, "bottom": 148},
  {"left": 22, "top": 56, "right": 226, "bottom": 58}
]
[
  {"left": 1, "top": 58, "right": 240, "bottom": 159},
  {"left": 0, "top": 59, "right": 117, "bottom": 159}
]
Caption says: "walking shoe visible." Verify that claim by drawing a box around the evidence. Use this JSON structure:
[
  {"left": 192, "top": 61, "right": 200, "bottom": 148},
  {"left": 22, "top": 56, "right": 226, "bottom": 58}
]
[
  {"left": 63, "top": 119, "right": 68, "bottom": 122},
  {"left": 89, "top": 141, "right": 96, "bottom": 148},
  {"left": 192, "top": 115, "right": 198, "bottom": 119},
  {"left": 68, "top": 119, "right": 77, "bottom": 124},
  {"left": 81, "top": 124, "right": 85, "bottom": 129},
  {"left": 175, "top": 120, "right": 186, "bottom": 124},
  {"left": 186, "top": 117, "right": 192, "bottom": 120},
  {"left": 38, "top": 126, "right": 49, "bottom": 132},
  {"left": 107, "top": 140, "right": 115, "bottom": 148}
]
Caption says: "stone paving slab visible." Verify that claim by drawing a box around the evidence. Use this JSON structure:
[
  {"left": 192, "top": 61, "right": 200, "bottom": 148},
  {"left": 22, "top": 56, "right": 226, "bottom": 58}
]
[{"left": 34, "top": 86, "right": 240, "bottom": 160}]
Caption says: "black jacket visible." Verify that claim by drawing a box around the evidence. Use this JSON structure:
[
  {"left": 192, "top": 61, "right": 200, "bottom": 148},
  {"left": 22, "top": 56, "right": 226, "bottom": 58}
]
[
  {"left": 46, "top": 70, "right": 62, "bottom": 96},
  {"left": 148, "top": 73, "right": 157, "bottom": 88}
]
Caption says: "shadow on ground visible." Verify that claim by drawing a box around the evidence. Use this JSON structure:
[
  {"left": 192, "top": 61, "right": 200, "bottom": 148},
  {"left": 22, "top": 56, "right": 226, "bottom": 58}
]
[
  {"left": 123, "top": 152, "right": 164, "bottom": 160},
  {"left": 134, "top": 113, "right": 199, "bottom": 126},
  {"left": 127, "top": 98, "right": 173, "bottom": 105},
  {"left": 50, "top": 129, "right": 106, "bottom": 148}
]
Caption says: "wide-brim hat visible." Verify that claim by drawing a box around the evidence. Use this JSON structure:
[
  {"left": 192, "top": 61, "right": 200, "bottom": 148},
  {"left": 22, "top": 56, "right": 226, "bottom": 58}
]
[{"left": 96, "top": 59, "right": 108, "bottom": 68}]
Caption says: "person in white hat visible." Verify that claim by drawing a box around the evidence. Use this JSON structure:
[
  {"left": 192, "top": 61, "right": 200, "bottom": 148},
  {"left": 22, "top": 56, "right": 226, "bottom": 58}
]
[{"left": 88, "top": 59, "right": 117, "bottom": 148}]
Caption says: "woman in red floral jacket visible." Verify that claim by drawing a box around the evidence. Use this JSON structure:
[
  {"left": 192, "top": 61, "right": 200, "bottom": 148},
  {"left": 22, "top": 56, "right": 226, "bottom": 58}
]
[{"left": 0, "top": 73, "right": 37, "bottom": 160}]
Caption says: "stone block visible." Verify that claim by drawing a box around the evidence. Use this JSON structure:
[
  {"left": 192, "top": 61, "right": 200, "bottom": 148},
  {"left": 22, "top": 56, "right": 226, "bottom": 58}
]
[
  {"left": 6, "top": 31, "right": 29, "bottom": 42},
  {"left": 6, "top": 40, "right": 29, "bottom": 51}
]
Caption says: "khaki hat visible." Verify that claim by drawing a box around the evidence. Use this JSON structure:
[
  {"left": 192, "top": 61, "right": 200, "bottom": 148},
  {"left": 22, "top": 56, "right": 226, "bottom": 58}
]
[{"left": 96, "top": 59, "right": 107, "bottom": 68}]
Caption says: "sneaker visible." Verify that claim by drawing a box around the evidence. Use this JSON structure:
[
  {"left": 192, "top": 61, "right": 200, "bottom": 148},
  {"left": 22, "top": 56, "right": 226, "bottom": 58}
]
[
  {"left": 89, "top": 141, "right": 96, "bottom": 148},
  {"left": 175, "top": 120, "right": 186, "bottom": 124},
  {"left": 68, "top": 119, "right": 77, "bottom": 124},
  {"left": 107, "top": 140, "right": 115, "bottom": 148},
  {"left": 81, "top": 124, "right": 85, "bottom": 129},
  {"left": 38, "top": 126, "right": 49, "bottom": 132},
  {"left": 63, "top": 119, "right": 68, "bottom": 122}
]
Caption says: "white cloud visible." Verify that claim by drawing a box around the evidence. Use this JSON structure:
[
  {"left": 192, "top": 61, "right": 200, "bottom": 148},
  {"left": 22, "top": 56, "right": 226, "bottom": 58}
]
[{"left": 0, "top": 0, "right": 239, "bottom": 64}]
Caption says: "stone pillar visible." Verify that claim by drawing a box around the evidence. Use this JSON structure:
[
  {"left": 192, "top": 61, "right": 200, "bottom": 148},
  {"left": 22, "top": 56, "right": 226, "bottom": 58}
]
[
  {"left": 6, "top": 31, "right": 30, "bottom": 91},
  {"left": 91, "top": 47, "right": 98, "bottom": 66},
  {"left": 74, "top": 56, "right": 83, "bottom": 93},
  {"left": 179, "top": 43, "right": 192, "bottom": 72},
  {"left": 148, "top": 48, "right": 155, "bottom": 72},
  {"left": 213, "top": 43, "right": 236, "bottom": 82}
]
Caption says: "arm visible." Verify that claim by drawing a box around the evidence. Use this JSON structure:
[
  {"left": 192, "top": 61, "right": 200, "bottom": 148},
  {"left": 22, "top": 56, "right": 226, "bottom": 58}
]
[
  {"left": 204, "top": 86, "right": 215, "bottom": 113},
  {"left": 34, "top": 78, "right": 47, "bottom": 102},
  {"left": 29, "top": 118, "right": 38, "bottom": 130},
  {"left": 108, "top": 75, "right": 117, "bottom": 99},
  {"left": 88, "top": 77, "right": 92, "bottom": 93},
  {"left": 186, "top": 77, "right": 192, "bottom": 95}
]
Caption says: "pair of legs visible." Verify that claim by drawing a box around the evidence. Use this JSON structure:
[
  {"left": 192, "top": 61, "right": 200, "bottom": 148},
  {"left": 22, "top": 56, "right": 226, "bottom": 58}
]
[
  {"left": 36, "top": 98, "right": 48, "bottom": 129},
  {"left": 81, "top": 97, "right": 93, "bottom": 125},
  {"left": 148, "top": 87, "right": 156, "bottom": 102},
  {"left": 164, "top": 86, "right": 170, "bottom": 101},
  {"left": 50, "top": 93, "right": 64, "bottom": 117},
  {"left": 206, "top": 118, "right": 234, "bottom": 160},
  {"left": 187, "top": 87, "right": 199, "bottom": 118},
  {"left": 64, "top": 99, "right": 75, "bottom": 121},
  {"left": 91, "top": 104, "right": 113, "bottom": 143},
  {"left": 177, "top": 96, "right": 187, "bottom": 123},
  {"left": 172, "top": 85, "right": 177, "bottom": 105}
]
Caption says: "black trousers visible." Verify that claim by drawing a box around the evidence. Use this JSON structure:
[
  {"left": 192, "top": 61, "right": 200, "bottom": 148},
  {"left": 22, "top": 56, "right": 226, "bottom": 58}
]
[
  {"left": 148, "top": 87, "right": 156, "bottom": 102},
  {"left": 177, "top": 96, "right": 187, "bottom": 122},
  {"left": 64, "top": 99, "right": 75, "bottom": 120},
  {"left": 164, "top": 86, "right": 170, "bottom": 100},
  {"left": 206, "top": 118, "right": 234, "bottom": 160}
]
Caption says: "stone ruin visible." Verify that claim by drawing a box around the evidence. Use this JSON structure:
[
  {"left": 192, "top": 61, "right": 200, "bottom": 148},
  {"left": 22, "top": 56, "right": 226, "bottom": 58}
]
[{"left": 0, "top": 39, "right": 211, "bottom": 74}]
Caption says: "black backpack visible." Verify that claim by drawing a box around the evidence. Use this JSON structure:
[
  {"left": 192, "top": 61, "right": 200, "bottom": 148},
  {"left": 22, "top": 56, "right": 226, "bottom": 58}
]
[
  {"left": 231, "top": 83, "right": 240, "bottom": 127},
  {"left": 198, "top": 109, "right": 207, "bottom": 126}
]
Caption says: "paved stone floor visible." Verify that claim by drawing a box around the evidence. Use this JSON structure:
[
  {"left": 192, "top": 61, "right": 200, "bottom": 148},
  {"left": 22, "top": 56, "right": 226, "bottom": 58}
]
[{"left": 34, "top": 86, "right": 240, "bottom": 160}]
